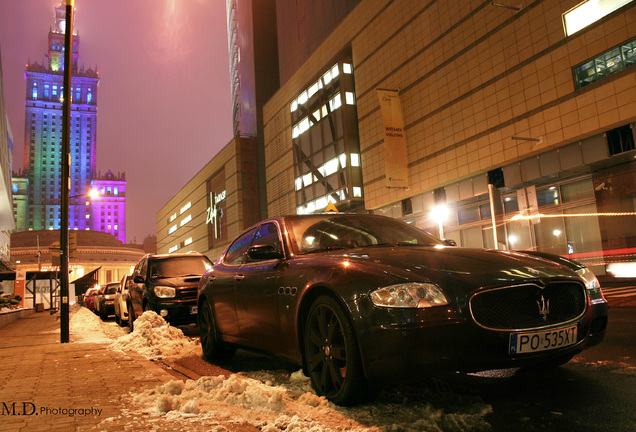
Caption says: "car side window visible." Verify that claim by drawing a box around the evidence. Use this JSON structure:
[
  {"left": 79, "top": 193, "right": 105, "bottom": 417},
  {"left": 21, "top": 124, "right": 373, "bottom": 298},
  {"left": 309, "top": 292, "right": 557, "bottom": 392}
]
[
  {"left": 253, "top": 223, "right": 281, "bottom": 250},
  {"left": 224, "top": 228, "right": 257, "bottom": 265},
  {"left": 139, "top": 260, "right": 147, "bottom": 279}
]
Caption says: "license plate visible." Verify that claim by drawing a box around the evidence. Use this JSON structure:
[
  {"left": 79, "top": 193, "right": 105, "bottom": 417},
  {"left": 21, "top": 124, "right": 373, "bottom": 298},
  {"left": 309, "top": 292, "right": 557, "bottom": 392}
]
[
  {"left": 190, "top": 306, "right": 198, "bottom": 314},
  {"left": 509, "top": 325, "right": 577, "bottom": 354}
]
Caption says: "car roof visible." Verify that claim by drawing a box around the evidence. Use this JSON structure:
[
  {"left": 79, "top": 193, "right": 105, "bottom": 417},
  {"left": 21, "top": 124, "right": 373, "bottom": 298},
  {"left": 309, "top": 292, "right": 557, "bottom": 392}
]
[
  {"left": 241, "top": 213, "right": 389, "bottom": 232},
  {"left": 146, "top": 252, "right": 208, "bottom": 261}
]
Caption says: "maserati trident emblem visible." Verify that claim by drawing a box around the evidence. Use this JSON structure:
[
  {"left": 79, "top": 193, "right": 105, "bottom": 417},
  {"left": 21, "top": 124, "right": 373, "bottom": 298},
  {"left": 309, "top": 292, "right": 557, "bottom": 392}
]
[{"left": 537, "top": 294, "right": 550, "bottom": 321}]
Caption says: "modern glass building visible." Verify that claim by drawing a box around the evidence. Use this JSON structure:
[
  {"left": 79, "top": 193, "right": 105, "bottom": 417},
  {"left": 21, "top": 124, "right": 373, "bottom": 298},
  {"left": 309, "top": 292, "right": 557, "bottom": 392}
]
[{"left": 262, "top": 0, "right": 636, "bottom": 277}]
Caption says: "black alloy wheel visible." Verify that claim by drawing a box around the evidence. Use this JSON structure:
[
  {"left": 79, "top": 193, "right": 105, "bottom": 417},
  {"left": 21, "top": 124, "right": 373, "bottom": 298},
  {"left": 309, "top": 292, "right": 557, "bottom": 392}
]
[
  {"left": 198, "top": 300, "right": 235, "bottom": 360},
  {"left": 303, "top": 295, "right": 370, "bottom": 405}
]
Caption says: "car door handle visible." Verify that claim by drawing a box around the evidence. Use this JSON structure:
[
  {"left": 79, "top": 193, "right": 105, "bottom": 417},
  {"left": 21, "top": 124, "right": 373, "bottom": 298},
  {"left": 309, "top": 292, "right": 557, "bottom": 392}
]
[{"left": 234, "top": 274, "right": 245, "bottom": 281}]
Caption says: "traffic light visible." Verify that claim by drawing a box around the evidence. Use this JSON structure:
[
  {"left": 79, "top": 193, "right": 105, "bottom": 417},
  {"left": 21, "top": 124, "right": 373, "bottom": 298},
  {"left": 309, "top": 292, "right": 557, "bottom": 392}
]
[{"left": 69, "top": 231, "right": 78, "bottom": 258}]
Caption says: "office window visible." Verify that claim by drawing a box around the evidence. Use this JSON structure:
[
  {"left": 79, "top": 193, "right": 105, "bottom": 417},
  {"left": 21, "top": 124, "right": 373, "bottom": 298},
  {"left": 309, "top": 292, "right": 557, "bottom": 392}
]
[
  {"left": 574, "top": 37, "right": 636, "bottom": 88},
  {"left": 607, "top": 124, "right": 635, "bottom": 156}
]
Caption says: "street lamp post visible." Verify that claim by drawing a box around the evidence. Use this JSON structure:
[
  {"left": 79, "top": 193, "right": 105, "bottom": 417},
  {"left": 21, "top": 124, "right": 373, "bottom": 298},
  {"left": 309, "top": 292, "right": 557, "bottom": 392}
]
[{"left": 60, "top": 0, "right": 75, "bottom": 343}]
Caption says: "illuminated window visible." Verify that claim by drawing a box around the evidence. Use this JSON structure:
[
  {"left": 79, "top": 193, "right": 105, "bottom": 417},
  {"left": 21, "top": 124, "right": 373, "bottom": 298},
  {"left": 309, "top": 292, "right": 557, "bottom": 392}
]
[
  {"left": 184, "top": 237, "right": 193, "bottom": 246},
  {"left": 563, "top": 0, "right": 633, "bottom": 36},
  {"left": 329, "top": 93, "right": 341, "bottom": 111},
  {"left": 168, "top": 224, "right": 177, "bottom": 234},
  {"left": 180, "top": 202, "right": 191, "bottom": 214},
  {"left": 298, "top": 91, "right": 308, "bottom": 105},
  {"left": 574, "top": 37, "right": 636, "bottom": 88},
  {"left": 180, "top": 214, "right": 192, "bottom": 226}
]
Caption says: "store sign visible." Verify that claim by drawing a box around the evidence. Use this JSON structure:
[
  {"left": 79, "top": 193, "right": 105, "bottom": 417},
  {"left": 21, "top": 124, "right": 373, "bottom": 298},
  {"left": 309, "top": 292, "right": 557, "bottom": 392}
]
[{"left": 206, "top": 190, "right": 226, "bottom": 238}]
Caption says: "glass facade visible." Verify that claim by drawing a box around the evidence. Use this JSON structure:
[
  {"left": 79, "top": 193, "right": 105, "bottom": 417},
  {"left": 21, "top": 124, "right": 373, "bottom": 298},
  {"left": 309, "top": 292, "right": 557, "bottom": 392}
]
[{"left": 291, "top": 61, "right": 364, "bottom": 214}]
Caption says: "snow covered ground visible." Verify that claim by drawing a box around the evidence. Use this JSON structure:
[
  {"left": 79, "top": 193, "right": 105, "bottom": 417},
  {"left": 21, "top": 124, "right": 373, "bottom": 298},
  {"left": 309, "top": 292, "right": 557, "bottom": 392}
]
[{"left": 69, "top": 305, "right": 493, "bottom": 431}]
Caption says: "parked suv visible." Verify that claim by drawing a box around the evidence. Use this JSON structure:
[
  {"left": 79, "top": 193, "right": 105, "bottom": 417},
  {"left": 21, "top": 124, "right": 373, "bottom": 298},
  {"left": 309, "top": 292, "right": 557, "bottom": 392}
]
[
  {"left": 95, "top": 282, "right": 119, "bottom": 320},
  {"left": 127, "top": 252, "right": 213, "bottom": 329}
]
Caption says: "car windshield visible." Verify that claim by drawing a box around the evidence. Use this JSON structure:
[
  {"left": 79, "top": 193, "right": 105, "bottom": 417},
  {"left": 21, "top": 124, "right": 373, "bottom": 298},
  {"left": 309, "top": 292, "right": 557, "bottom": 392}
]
[
  {"left": 287, "top": 214, "right": 443, "bottom": 254},
  {"left": 105, "top": 285, "right": 118, "bottom": 294},
  {"left": 149, "top": 256, "right": 212, "bottom": 278}
]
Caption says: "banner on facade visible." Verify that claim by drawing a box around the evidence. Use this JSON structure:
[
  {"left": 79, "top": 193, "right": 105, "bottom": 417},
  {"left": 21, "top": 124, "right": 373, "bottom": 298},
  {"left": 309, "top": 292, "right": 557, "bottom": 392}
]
[
  {"left": 377, "top": 89, "right": 409, "bottom": 188},
  {"left": 517, "top": 185, "right": 541, "bottom": 224},
  {"left": 14, "top": 270, "right": 26, "bottom": 308}
]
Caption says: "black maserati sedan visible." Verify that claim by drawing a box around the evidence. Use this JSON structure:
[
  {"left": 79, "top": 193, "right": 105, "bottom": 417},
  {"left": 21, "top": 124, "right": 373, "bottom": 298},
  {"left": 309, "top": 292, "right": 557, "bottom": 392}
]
[{"left": 197, "top": 213, "right": 608, "bottom": 405}]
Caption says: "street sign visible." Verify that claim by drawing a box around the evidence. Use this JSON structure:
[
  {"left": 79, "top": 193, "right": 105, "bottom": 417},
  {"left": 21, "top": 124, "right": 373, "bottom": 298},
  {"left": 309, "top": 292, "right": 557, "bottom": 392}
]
[{"left": 49, "top": 241, "right": 60, "bottom": 257}]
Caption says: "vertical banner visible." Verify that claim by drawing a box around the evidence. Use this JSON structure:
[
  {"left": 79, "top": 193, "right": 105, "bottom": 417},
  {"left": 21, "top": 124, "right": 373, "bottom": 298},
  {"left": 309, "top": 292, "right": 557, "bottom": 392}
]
[
  {"left": 14, "top": 270, "right": 26, "bottom": 308},
  {"left": 377, "top": 89, "right": 409, "bottom": 188},
  {"left": 517, "top": 185, "right": 541, "bottom": 225}
]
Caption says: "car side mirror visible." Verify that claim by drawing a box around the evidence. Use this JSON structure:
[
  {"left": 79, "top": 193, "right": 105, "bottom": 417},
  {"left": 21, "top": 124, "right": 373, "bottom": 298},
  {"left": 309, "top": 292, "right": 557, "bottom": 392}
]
[
  {"left": 442, "top": 239, "right": 457, "bottom": 246},
  {"left": 247, "top": 244, "right": 284, "bottom": 260},
  {"left": 133, "top": 275, "right": 144, "bottom": 283}
]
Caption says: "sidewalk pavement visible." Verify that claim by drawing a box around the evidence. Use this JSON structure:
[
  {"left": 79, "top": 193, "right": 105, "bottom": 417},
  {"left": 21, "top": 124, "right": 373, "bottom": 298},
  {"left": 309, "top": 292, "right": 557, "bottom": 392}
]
[{"left": 0, "top": 310, "right": 190, "bottom": 432}]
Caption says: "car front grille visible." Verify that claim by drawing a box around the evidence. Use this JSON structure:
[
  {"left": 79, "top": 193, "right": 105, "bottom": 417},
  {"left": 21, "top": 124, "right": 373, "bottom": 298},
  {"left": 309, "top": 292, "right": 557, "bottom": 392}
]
[
  {"left": 470, "top": 281, "right": 587, "bottom": 331},
  {"left": 178, "top": 287, "right": 198, "bottom": 300}
]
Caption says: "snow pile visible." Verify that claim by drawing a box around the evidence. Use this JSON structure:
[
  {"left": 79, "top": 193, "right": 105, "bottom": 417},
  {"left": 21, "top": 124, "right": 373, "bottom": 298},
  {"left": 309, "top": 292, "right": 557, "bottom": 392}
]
[
  {"left": 129, "top": 369, "right": 493, "bottom": 432},
  {"left": 69, "top": 303, "right": 127, "bottom": 342},
  {"left": 131, "top": 373, "right": 369, "bottom": 432},
  {"left": 109, "top": 310, "right": 201, "bottom": 360}
]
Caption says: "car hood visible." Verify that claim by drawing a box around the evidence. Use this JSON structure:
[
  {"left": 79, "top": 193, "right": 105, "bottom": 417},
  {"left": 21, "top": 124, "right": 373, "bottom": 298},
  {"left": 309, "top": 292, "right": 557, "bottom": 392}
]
[{"left": 340, "top": 246, "right": 579, "bottom": 288}]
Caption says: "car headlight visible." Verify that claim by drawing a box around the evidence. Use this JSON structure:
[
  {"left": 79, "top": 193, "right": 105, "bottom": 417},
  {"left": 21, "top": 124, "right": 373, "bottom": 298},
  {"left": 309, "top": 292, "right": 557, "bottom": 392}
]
[
  {"left": 371, "top": 282, "right": 449, "bottom": 308},
  {"left": 154, "top": 286, "right": 176, "bottom": 298},
  {"left": 576, "top": 267, "right": 605, "bottom": 303}
]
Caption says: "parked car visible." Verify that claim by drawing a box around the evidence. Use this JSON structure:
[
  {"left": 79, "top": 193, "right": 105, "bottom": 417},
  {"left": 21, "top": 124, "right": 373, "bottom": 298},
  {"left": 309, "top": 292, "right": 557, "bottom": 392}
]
[
  {"left": 95, "top": 282, "right": 119, "bottom": 320},
  {"left": 83, "top": 287, "right": 99, "bottom": 313},
  {"left": 114, "top": 275, "right": 132, "bottom": 327},
  {"left": 127, "top": 252, "right": 213, "bottom": 330},
  {"left": 197, "top": 213, "right": 608, "bottom": 405}
]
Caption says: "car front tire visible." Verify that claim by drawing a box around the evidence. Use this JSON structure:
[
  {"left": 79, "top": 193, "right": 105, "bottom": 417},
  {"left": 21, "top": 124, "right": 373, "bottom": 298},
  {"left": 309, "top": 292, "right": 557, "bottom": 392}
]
[
  {"left": 127, "top": 302, "right": 135, "bottom": 331},
  {"left": 198, "top": 299, "right": 235, "bottom": 360},
  {"left": 303, "top": 295, "right": 372, "bottom": 405}
]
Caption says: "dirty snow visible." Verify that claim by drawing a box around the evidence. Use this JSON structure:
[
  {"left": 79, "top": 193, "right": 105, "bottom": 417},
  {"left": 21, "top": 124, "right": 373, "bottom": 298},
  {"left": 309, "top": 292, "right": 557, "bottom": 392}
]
[
  {"left": 69, "top": 303, "right": 129, "bottom": 342},
  {"left": 109, "top": 310, "right": 201, "bottom": 360},
  {"left": 68, "top": 305, "right": 493, "bottom": 432}
]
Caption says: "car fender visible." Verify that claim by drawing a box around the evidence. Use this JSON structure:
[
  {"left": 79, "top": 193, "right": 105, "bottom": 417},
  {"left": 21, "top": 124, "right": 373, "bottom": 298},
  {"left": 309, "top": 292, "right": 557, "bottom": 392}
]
[{"left": 293, "top": 262, "right": 403, "bottom": 376}]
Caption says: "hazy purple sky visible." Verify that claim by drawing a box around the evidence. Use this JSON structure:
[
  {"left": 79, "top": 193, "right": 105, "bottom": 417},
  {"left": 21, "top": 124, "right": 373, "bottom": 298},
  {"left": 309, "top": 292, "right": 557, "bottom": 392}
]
[{"left": 0, "top": 0, "right": 233, "bottom": 243}]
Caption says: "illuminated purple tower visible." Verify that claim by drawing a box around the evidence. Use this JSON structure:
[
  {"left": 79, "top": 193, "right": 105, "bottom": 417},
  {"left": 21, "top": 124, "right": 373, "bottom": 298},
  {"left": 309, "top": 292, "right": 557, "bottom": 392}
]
[{"left": 20, "top": 2, "right": 126, "bottom": 243}]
